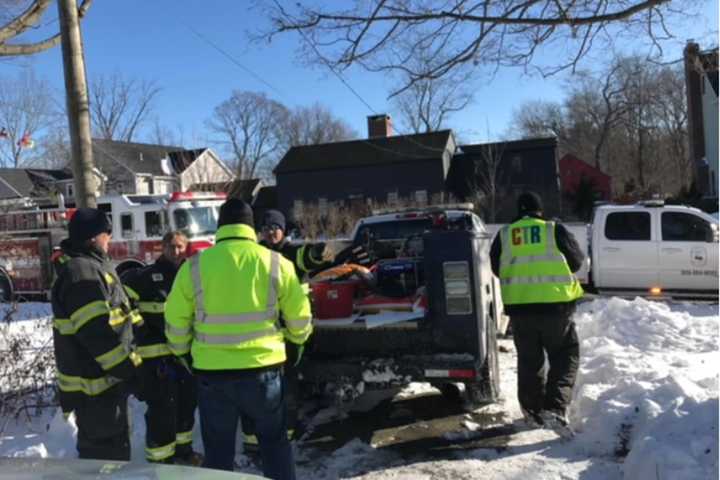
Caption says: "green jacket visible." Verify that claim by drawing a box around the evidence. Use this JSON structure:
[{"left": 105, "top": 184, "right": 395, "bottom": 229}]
[
  {"left": 165, "top": 224, "right": 312, "bottom": 371},
  {"left": 499, "top": 217, "right": 583, "bottom": 305}
]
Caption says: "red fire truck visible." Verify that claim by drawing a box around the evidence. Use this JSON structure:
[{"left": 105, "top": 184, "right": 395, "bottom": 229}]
[{"left": 0, "top": 191, "right": 226, "bottom": 301}]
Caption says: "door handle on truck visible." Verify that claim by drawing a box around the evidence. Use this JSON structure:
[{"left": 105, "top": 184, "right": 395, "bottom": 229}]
[
  {"left": 602, "top": 247, "right": 621, "bottom": 252},
  {"left": 661, "top": 248, "right": 682, "bottom": 254}
]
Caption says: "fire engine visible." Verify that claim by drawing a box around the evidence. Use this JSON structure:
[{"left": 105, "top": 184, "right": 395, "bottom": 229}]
[{"left": 0, "top": 191, "right": 226, "bottom": 301}]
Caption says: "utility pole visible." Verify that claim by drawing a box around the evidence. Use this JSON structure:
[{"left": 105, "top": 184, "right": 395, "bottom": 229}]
[{"left": 58, "top": 0, "right": 96, "bottom": 208}]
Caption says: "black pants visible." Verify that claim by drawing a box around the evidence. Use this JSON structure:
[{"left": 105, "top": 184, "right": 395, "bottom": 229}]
[
  {"left": 75, "top": 390, "right": 130, "bottom": 461},
  {"left": 511, "top": 310, "right": 579, "bottom": 416},
  {"left": 144, "top": 358, "right": 197, "bottom": 462}
]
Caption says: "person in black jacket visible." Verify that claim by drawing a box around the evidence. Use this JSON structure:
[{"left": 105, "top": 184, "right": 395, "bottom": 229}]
[
  {"left": 490, "top": 192, "right": 585, "bottom": 436},
  {"left": 51, "top": 208, "right": 144, "bottom": 461},
  {"left": 122, "top": 231, "right": 200, "bottom": 464}
]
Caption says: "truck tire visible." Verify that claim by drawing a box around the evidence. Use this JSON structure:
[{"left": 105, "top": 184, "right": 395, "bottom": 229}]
[
  {"left": 464, "top": 311, "right": 500, "bottom": 410},
  {"left": 0, "top": 268, "right": 13, "bottom": 303}
]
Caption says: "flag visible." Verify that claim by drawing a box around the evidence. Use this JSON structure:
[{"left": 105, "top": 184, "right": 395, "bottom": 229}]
[{"left": 18, "top": 132, "right": 34, "bottom": 149}]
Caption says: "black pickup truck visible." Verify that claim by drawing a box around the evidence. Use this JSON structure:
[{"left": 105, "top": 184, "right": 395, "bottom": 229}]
[{"left": 300, "top": 205, "right": 504, "bottom": 410}]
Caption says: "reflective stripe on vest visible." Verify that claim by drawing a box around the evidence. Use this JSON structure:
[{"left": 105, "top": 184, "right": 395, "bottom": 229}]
[
  {"left": 145, "top": 442, "right": 176, "bottom": 461},
  {"left": 499, "top": 219, "right": 583, "bottom": 305},
  {"left": 176, "top": 430, "right": 193, "bottom": 445},
  {"left": 138, "top": 301, "right": 164, "bottom": 314},
  {"left": 136, "top": 343, "right": 171, "bottom": 359},
  {"left": 57, "top": 372, "right": 122, "bottom": 396},
  {"left": 94, "top": 344, "right": 129, "bottom": 371},
  {"left": 189, "top": 251, "right": 281, "bottom": 339}
]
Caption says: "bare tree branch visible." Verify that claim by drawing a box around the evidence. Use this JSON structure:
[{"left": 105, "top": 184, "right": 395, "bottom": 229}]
[
  {"left": 0, "top": 0, "right": 93, "bottom": 57},
  {"left": 89, "top": 72, "right": 161, "bottom": 142},
  {"left": 262, "top": 0, "right": 698, "bottom": 95}
]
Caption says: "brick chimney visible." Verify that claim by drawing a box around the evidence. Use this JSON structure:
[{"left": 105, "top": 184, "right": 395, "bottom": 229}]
[{"left": 367, "top": 114, "right": 393, "bottom": 138}]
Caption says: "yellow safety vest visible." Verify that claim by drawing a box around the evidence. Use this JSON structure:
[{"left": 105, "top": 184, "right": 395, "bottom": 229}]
[{"left": 499, "top": 217, "right": 583, "bottom": 305}]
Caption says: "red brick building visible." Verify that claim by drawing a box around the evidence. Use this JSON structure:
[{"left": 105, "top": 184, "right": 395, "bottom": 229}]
[{"left": 559, "top": 153, "right": 612, "bottom": 200}]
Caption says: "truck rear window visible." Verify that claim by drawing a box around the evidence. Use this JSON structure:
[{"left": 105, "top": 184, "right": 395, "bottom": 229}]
[{"left": 356, "top": 219, "right": 433, "bottom": 241}]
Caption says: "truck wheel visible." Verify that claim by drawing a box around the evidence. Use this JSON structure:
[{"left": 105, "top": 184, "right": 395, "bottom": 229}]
[
  {"left": 464, "top": 312, "right": 501, "bottom": 410},
  {"left": 0, "top": 269, "right": 13, "bottom": 303}
]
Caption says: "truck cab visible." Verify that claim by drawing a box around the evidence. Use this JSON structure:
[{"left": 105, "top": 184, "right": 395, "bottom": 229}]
[
  {"left": 301, "top": 204, "right": 503, "bottom": 409},
  {"left": 590, "top": 201, "right": 719, "bottom": 297}
]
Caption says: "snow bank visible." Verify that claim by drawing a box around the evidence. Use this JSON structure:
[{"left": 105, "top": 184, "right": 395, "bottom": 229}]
[{"left": 572, "top": 298, "right": 719, "bottom": 479}]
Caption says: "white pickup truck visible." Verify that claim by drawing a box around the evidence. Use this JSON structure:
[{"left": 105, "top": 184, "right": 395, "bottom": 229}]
[{"left": 490, "top": 201, "right": 719, "bottom": 298}]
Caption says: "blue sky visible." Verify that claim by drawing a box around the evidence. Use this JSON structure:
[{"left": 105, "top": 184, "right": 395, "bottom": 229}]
[{"left": 7, "top": 0, "right": 719, "bottom": 150}]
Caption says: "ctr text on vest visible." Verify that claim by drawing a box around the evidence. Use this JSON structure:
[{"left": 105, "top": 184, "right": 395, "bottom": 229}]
[{"left": 512, "top": 226, "right": 542, "bottom": 246}]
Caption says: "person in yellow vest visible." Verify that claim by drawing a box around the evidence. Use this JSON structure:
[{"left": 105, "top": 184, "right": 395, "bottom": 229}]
[
  {"left": 490, "top": 192, "right": 584, "bottom": 437},
  {"left": 164, "top": 198, "right": 312, "bottom": 480}
]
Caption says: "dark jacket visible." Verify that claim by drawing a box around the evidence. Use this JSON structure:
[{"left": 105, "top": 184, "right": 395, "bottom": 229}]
[
  {"left": 260, "top": 238, "right": 331, "bottom": 279},
  {"left": 490, "top": 214, "right": 585, "bottom": 316},
  {"left": 51, "top": 239, "right": 141, "bottom": 414},
  {"left": 121, "top": 256, "right": 179, "bottom": 359}
]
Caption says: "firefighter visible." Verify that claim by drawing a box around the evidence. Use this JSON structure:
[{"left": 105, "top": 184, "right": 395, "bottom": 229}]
[
  {"left": 490, "top": 192, "right": 585, "bottom": 437},
  {"left": 165, "top": 198, "right": 312, "bottom": 479},
  {"left": 121, "top": 231, "right": 200, "bottom": 465},
  {"left": 240, "top": 209, "right": 369, "bottom": 450},
  {"left": 51, "top": 208, "right": 144, "bottom": 460}
]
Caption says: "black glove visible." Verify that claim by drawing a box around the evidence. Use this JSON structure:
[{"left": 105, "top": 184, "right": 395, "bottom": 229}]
[
  {"left": 285, "top": 342, "right": 305, "bottom": 369},
  {"left": 334, "top": 244, "right": 371, "bottom": 266}
]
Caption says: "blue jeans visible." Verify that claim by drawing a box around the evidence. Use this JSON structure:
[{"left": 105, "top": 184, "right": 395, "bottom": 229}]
[{"left": 196, "top": 367, "right": 295, "bottom": 480}]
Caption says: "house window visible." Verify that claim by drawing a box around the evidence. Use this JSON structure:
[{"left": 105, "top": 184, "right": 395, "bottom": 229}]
[
  {"left": 318, "top": 198, "right": 328, "bottom": 215},
  {"left": 414, "top": 190, "right": 428, "bottom": 205},
  {"left": 145, "top": 211, "right": 164, "bottom": 238},
  {"left": 120, "top": 213, "right": 134, "bottom": 239},
  {"left": 387, "top": 191, "right": 399, "bottom": 205},
  {"left": 293, "top": 200, "right": 304, "bottom": 216}
]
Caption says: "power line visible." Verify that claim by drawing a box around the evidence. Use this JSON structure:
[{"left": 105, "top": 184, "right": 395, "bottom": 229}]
[{"left": 181, "top": 21, "right": 286, "bottom": 99}]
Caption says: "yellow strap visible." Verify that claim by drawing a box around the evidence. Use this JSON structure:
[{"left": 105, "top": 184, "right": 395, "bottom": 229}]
[{"left": 129, "top": 351, "right": 143, "bottom": 367}]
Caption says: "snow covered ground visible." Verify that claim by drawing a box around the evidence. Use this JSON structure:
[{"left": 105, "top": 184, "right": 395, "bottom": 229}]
[{"left": 0, "top": 298, "right": 717, "bottom": 479}]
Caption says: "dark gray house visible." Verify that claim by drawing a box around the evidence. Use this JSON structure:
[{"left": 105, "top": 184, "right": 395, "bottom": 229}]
[
  {"left": 446, "top": 137, "right": 561, "bottom": 222},
  {"left": 274, "top": 115, "right": 457, "bottom": 219}
]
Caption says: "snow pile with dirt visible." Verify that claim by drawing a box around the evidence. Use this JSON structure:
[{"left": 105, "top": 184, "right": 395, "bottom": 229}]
[{"left": 0, "top": 298, "right": 717, "bottom": 480}]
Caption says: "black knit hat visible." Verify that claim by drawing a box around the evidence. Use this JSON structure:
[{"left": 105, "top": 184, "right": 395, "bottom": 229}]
[
  {"left": 262, "top": 209, "right": 286, "bottom": 232},
  {"left": 517, "top": 191, "right": 543, "bottom": 215},
  {"left": 69, "top": 208, "right": 112, "bottom": 245},
  {"left": 217, "top": 198, "right": 254, "bottom": 228}
]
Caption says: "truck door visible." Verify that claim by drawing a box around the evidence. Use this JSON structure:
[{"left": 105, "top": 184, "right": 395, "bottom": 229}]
[
  {"left": 658, "top": 211, "right": 719, "bottom": 290},
  {"left": 597, "top": 210, "right": 659, "bottom": 289}
]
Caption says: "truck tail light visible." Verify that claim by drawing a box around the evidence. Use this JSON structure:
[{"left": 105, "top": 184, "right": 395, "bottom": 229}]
[
  {"left": 443, "top": 261, "right": 472, "bottom": 315},
  {"left": 424, "top": 369, "right": 476, "bottom": 379}
]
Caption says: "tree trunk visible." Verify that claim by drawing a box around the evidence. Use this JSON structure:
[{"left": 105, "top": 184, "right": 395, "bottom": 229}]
[{"left": 58, "top": 0, "right": 96, "bottom": 208}]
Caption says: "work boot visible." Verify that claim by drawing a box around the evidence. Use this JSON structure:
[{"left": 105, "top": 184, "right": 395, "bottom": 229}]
[
  {"left": 174, "top": 450, "right": 204, "bottom": 466},
  {"left": 520, "top": 407, "right": 544, "bottom": 429},
  {"left": 539, "top": 410, "right": 574, "bottom": 439}
]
